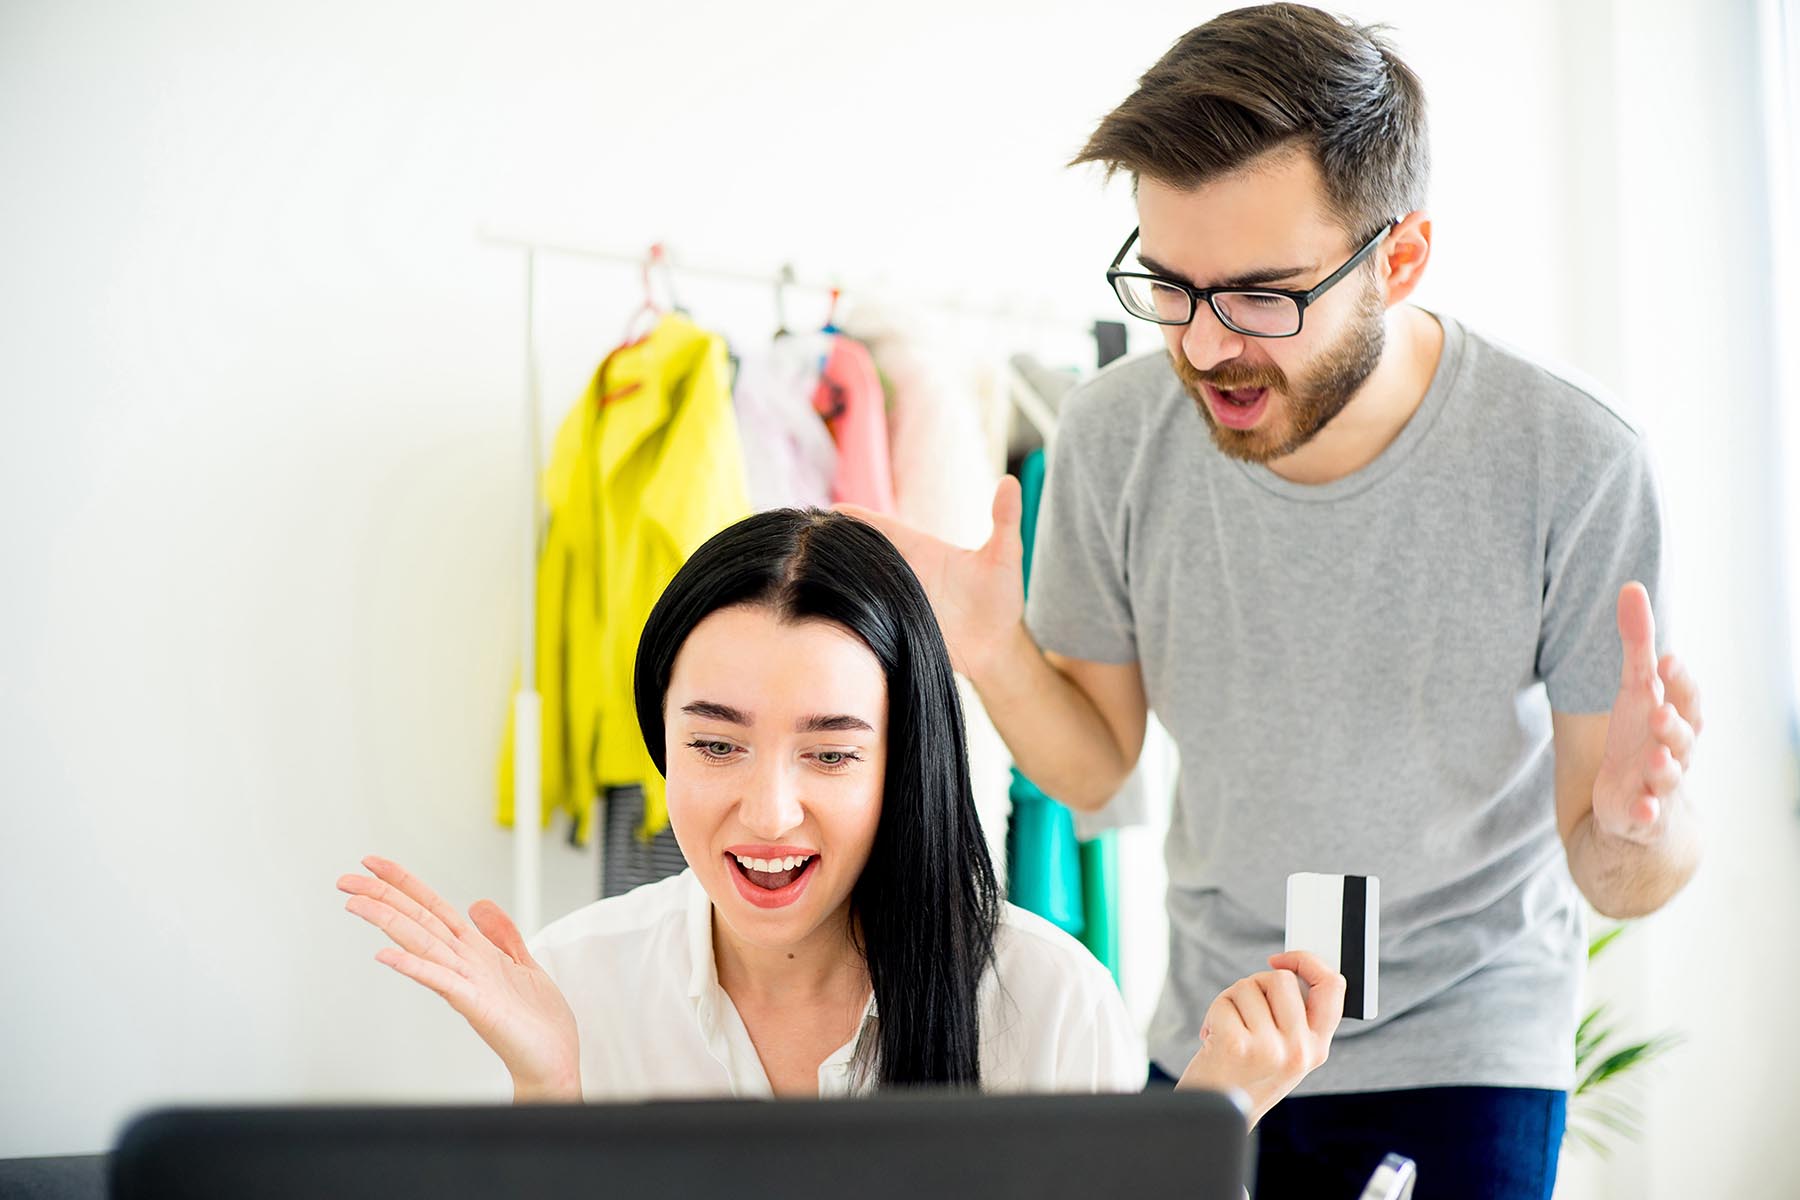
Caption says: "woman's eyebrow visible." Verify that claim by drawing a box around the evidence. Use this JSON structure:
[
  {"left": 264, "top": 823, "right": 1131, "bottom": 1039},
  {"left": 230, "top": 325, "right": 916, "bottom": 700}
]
[
  {"left": 796, "top": 713, "right": 875, "bottom": 734},
  {"left": 680, "top": 700, "right": 752, "bottom": 725},
  {"left": 678, "top": 702, "right": 872, "bottom": 734}
]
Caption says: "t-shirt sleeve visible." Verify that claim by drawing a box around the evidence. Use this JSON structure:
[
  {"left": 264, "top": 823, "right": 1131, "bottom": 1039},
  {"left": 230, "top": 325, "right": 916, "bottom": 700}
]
[
  {"left": 1024, "top": 413, "right": 1139, "bottom": 664},
  {"left": 1537, "top": 434, "right": 1666, "bottom": 714}
]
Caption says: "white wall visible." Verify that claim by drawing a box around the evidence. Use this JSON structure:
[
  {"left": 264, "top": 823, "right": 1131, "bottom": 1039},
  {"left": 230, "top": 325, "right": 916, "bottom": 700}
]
[
  {"left": 1582, "top": 0, "right": 1800, "bottom": 1195},
  {"left": 1, "top": 1, "right": 1792, "bottom": 1190}
]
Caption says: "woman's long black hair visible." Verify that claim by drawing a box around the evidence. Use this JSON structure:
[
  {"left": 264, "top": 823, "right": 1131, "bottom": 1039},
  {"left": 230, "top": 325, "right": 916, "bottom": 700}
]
[{"left": 633, "top": 508, "right": 1002, "bottom": 1088}]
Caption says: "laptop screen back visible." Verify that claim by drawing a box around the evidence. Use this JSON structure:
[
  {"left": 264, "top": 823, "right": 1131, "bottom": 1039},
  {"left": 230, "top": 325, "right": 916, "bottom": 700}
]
[{"left": 114, "top": 1092, "right": 1252, "bottom": 1200}]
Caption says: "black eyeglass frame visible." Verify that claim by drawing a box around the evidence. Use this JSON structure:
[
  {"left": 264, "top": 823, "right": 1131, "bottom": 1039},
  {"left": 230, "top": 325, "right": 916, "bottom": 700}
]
[{"left": 1105, "top": 221, "right": 1397, "bottom": 338}]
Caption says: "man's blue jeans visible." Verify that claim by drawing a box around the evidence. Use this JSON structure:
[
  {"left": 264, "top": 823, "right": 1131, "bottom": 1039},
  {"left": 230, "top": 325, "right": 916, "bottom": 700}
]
[{"left": 1147, "top": 1063, "right": 1567, "bottom": 1198}]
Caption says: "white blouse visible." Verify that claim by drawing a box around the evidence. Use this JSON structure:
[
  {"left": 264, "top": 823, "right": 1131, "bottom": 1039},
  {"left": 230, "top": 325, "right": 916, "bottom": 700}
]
[{"left": 528, "top": 870, "right": 1147, "bottom": 1099}]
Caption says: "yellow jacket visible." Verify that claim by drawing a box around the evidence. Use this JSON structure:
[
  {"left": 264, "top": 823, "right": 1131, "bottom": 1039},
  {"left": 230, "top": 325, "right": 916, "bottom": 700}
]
[{"left": 499, "top": 313, "right": 750, "bottom": 842}]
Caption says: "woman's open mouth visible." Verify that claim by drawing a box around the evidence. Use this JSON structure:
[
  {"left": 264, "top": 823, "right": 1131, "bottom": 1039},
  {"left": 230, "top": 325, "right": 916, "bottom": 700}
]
[{"left": 724, "top": 850, "right": 820, "bottom": 909}]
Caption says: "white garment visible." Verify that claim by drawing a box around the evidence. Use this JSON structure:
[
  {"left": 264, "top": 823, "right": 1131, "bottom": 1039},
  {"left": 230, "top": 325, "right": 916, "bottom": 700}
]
[
  {"left": 732, "top": 333, "right": 839, "bottom": 512},
  {"left": 528, "top": 869, "right": 1146, "bottom": 1100}
]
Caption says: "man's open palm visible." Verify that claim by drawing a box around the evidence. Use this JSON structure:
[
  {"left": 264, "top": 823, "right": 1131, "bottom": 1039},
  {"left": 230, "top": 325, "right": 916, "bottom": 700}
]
[
  {"left": 1592, "top": 582, "right": 1702, "bottom": 843},
  {"left": 836, "top": 476, "right": 1026, "bottom": 678}
]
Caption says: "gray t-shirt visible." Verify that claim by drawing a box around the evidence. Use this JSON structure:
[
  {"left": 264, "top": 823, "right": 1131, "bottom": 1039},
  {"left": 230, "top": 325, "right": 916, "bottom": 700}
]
[{"left": 1025, "top": 313, "right": 1663, "bottom": 1095}]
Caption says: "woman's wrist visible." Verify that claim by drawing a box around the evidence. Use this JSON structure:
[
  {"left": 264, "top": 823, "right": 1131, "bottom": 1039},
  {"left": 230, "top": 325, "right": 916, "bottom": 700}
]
[
  {"left": 511, "top": 1066, "right": 581, "bottom": 1104},
  {"left": 1175, "top": 1061, "right": 1271, "bottom": 1128}
]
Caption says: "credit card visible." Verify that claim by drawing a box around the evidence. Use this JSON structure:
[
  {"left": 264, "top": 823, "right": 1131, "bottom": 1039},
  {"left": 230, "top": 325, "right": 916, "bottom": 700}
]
[{"left": 1285, "top": 872, "right": 1379, "bottom": 1020}]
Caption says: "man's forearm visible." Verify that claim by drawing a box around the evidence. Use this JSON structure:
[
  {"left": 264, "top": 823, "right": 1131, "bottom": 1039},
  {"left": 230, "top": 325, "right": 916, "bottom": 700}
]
[
  {"left": 967, "top": 622, "right": 1134, "bottom": 812},
  {"left": 1565, "top": 792, "right": 1701, "bottom": 919}
]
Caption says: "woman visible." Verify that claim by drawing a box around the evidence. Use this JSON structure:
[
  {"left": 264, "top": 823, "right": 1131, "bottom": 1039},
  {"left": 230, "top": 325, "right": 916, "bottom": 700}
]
[{"left": 340, "top": 509, "right": 1341, "bottom": 1120}]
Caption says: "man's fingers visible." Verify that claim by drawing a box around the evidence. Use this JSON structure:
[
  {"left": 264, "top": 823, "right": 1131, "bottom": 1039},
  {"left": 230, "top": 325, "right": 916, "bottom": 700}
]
[
  {"left": 1659, "top": 654, "right": 1704, "bottom": 736},
  {"left": 362, "top": 856, "right": 471, "bottom": 939},
  {"left": 470, "top": 899, "right": 534, "bottom": 966},
  {"left": 1623, "top": 790, "right": 1661, "bottom": 829},
  {"left": 1651, "top": 704, "right": 1696, "bottom": 772},
  {"left": 1615, "top": 583, "right": 1660, "bottom": 694},
  {"left": 1269, "top": 951, "right": 1347, "bottom": 1039},
  {"left": 831, "top": 502, "right": 888, "bottom": 535},
  {"left": 833, "top": 502, "right": 935, "bottom": 560},
  {"left": 1644, "top": 743, "right": 1683, "bottom": 799}
]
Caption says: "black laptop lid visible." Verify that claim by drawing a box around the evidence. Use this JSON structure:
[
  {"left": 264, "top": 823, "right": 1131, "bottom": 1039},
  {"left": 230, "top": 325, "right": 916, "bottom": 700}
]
[{"left": 114, "top": 1091, "right": 1250, "bottom": 1200}]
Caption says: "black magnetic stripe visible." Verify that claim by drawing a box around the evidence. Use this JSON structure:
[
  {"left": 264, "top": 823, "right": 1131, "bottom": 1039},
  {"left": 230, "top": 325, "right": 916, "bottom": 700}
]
[{"left": 1340, "top": 875, "right": 1367, "bottom": 1016}]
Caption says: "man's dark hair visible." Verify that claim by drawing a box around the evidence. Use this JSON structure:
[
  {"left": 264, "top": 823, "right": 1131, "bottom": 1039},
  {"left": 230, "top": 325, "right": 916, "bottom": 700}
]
[
  {"left": 634, "top": 507, "right": 1001, "bottom": 1088},
  {"left": 1071, "top": 3, "right": 1429, "bottom": 239}
]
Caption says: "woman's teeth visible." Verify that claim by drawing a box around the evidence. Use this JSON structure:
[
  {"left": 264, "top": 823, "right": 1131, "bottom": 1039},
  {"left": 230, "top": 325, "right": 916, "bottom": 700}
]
[{"left": 735, "top": 854, "right": 812, "bottom": 872}]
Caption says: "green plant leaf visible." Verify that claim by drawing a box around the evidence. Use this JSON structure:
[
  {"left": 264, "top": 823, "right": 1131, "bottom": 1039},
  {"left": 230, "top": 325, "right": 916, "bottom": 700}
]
[
  {"left": 1575, "top": 1007, "right": 1614, "bottom": 1072},
  {"left": 1565, "top": 1123, "right": 1616, "bottom": 1159},
  {"left": 1566, "top": 919, "right": 1683, "bottom": 1156},
  {"left": 1585, "top": 1097, "right": 1644, "bottom": 1134},
  {"left": 1579, "top": 1034, "right": 1683, "bottom": 1094},
  {"left": 1588, "top": 923, "right": 1629, "bottom": 961}
]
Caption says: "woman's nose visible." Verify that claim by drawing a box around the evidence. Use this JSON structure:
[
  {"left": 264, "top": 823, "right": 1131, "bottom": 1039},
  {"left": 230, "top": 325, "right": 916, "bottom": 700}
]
[{"left": 737, "top": 760, "right": 805, "bottom": 839}]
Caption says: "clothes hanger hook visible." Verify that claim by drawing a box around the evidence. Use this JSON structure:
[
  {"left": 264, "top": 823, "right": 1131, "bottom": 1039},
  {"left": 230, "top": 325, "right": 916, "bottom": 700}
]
[
  {"left": 774, "top": 263, "right": 796, "bottom": 336},
  {"left": 642, "top": 242, "right": 680, "bottom": 314}
]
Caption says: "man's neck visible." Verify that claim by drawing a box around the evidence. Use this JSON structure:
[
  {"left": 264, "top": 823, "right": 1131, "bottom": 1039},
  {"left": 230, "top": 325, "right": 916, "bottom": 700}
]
[
  {"left": 1266, "top": 304, "right": 1445, "bottom": 486},
  {"left": 711, "top": 905, "right": 868, "bottom": 1011}
]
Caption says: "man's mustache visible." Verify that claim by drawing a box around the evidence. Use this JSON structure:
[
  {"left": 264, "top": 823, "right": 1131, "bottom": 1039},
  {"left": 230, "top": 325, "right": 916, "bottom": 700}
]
[{"left": 1171, "top": 356, "right": 1287, "bottom": 393}]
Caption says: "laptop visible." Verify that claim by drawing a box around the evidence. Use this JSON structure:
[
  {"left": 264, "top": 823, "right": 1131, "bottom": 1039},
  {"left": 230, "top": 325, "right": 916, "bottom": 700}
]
[{"left": 113, "top": 1091, "right": 1253, "bottom": 1200}]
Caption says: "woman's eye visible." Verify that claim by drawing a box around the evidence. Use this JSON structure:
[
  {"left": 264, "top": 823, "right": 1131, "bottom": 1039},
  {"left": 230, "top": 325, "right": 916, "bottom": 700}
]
[
  {"left": 812, "top": 750, "right": 863, "bottom": 770},
  {"left": 687, "top": 739, "right": 738, "bottom": 761}
]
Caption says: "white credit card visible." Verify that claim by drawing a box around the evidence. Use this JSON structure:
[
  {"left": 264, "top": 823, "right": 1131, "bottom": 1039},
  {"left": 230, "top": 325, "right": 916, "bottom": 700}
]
[{"left": 1285, "top": 872, "right": 1379, "bottom": 1020}]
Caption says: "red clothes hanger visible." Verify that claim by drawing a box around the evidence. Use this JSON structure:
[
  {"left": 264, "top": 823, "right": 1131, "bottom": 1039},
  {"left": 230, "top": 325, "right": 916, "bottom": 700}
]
[
  {"left": 603, "top": 244, "right": 675, "bottom": 407},
  {"left": 618, "top": 242, "right": 678, "bottom": 350}
]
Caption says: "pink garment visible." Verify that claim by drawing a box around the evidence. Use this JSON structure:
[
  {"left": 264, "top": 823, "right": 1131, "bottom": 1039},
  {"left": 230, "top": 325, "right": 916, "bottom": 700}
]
[
  {"left": 842, "top": 310, "right": 1010, "bottom": 876},
  {"left": 813, "top": 335, "right": 895, "bottom": 513}
]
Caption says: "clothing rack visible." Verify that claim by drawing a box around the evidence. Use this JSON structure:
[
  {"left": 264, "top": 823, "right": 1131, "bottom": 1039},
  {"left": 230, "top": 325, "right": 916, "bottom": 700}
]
[
  {"left": 480, "top": 228, "right": 1098, "bottom": 930},
  {"left": 479, "top": 228, "right": 1105, "bottom": 335}
]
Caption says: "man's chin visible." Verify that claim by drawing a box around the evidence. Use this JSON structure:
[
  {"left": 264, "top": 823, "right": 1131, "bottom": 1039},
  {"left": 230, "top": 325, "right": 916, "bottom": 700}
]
[{"left": 1208, "top": 427, "right": 1288, "bottom": 464}]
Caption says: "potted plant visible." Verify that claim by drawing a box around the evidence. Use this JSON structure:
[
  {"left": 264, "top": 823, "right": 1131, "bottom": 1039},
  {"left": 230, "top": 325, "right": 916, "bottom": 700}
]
[{"left": 1566, "top": 923, "right": 1684, "bottom": 1157}]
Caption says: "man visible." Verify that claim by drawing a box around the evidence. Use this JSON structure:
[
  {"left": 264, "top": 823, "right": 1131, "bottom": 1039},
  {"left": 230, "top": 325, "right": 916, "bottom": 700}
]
[{"left": 846, "top": 5, "right": 1703, "bottom": 1197}]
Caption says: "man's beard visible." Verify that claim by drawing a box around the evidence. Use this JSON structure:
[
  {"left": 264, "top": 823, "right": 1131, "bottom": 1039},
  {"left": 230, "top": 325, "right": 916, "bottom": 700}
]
[{"left": 1170, "top": 276, "right": 1388, "bottom": 464}]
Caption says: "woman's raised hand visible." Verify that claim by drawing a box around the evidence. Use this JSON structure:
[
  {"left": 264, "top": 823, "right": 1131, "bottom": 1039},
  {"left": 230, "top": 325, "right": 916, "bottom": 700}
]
[{"left": 338, "top": 855, "right": 581, "bottom": 1102}]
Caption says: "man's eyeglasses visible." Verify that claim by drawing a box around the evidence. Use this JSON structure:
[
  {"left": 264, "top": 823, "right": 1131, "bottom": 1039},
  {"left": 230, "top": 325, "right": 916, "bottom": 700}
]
[{"left": 1105, "top": 222, "right": 1395, "bottom": 338}]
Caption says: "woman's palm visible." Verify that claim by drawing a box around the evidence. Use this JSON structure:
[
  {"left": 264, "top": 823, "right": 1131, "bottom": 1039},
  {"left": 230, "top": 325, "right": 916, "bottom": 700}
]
[{"left": 340, "top": 857, "right": 580, "bottom": 1098}]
